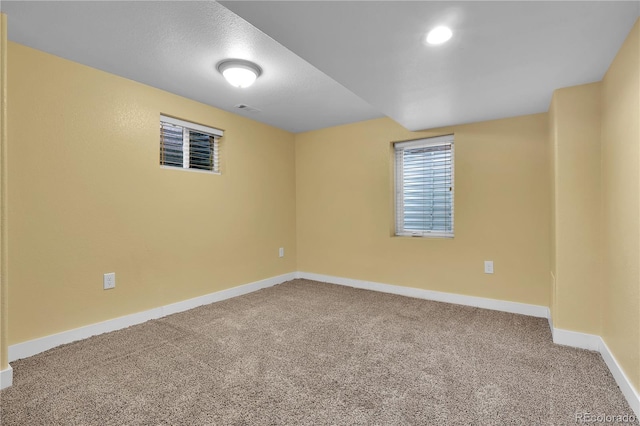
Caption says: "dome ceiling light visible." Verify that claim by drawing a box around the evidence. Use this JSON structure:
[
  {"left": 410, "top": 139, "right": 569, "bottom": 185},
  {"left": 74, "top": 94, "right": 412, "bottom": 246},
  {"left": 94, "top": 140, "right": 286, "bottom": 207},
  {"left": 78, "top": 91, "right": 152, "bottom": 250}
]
[
  {"left": 217, "top": 59, "right": 263, "bottom": 88},
  {"left": 426, "top": 26, "right": 453, "bottom": 45}
]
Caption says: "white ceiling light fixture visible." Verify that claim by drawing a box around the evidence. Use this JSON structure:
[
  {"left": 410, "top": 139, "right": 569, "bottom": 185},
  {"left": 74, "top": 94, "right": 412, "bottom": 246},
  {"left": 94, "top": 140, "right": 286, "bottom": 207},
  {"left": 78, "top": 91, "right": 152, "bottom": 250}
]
[
  {"left": 217, "top": 59, "right": 262, "bottom": 88},
  {"left": 426, "top": 26, "right": 453, "bottom": 45}
]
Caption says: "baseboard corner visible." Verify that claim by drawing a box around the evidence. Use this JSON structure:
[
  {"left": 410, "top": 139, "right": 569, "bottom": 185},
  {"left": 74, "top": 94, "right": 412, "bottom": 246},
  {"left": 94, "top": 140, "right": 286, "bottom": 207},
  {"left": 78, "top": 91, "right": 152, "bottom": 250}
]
[
  {"left": 599, "top": 338, "right": 640, "bottom": 418},
  {"left": 0, "top": 364, "right": 13, "bottom": 390},
  {"left": 552, "top": 327, "right": 600, "bottom": 351}
]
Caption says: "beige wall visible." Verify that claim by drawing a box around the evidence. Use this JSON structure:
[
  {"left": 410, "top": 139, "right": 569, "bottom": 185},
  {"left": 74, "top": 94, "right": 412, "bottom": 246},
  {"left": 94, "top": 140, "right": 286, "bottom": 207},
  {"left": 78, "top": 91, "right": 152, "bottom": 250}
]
[
  {"left": 548, "top": 93, "right": 557, "bottom": 324},
  {"left": 548, "top": 83, "right": 601, "bottom": 334},
  {"left": 295, "top": 114, "right": 550, "bottom": 306},
  {"left": 0, "top": 13, "right": 7, "bottom": 371},
  {"left": 548, "top": 19, "right": 640, "bottom": 392},
  {"left": 7, "top": 43, "right": 297, "bottom": 344},
  {"left": 4, "top": 17, "right": 639, "bottom": 397},
  {"left": 601, "top": 20, "right": 640, "bottom": 391}
]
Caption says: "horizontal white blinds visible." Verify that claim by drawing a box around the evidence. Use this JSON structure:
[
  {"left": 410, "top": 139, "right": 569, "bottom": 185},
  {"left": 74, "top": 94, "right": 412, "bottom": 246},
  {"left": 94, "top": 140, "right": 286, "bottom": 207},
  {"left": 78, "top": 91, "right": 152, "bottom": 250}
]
[
  {"left": 160, "top": 115, "right": 222, "bottom": 173},
  {"left": 160, "top": 122, "right": 184, "bottom": 168},
  {"left": 395, "top": 135, "right": 454, "bottom": 237}
]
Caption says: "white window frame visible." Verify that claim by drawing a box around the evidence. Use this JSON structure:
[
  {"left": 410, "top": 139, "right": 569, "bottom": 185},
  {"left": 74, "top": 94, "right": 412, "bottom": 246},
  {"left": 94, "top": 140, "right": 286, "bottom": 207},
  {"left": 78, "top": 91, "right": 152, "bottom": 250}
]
[
  {"left": 160, "top": 115, "right": 223, "bottom": 174},
  {"left": 394, "top": 134, "right": 455, "bottom": 238}
]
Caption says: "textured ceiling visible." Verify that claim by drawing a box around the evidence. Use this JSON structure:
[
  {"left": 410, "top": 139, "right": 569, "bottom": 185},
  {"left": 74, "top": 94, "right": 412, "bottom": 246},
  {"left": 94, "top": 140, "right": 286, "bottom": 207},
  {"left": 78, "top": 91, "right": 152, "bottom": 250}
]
[
  {"left": 222, "top": 1, "right": 639, "bottom": 131},
  {"left": 0, "top": 1, "right": 381, "bottom": 133},
  {"left": 1, "top": 1, "right": 638, "bottom": 133}
]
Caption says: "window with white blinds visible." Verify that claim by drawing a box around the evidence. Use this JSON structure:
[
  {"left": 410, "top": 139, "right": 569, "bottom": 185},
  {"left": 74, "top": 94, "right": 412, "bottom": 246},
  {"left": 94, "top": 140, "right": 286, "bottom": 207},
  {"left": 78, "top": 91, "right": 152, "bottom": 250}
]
[
  {"left": 395, "top": 134, "right": 454, "bottom": 238},
  {"left": 160, "top": 115, "right": 223, "bottom": 173}
]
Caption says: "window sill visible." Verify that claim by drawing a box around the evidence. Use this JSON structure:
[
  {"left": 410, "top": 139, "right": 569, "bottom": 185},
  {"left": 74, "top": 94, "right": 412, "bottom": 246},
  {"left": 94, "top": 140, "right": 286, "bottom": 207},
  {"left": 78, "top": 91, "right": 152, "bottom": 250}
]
[
  {"left": 160, "top": 166, "right": 220, "bottom": 175},
  {"left": 393, "top": 233, "right": 454, "bottom": 239}
]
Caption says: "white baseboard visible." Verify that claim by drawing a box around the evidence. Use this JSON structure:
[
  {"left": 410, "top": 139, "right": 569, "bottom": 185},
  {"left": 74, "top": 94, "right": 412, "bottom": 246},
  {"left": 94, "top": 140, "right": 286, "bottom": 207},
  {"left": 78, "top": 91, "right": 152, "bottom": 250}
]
[
  {"left": 8, "top": 272, "right": 296, "bottom": 363},
  {"left": 599, "top": 338, "right": 640, "bottom": 417},
  {"left": 297, "top": 271, "right": 550, "bottom": 318},
  {"left": 5, "top": 270, "right": 638, "bottom": 418},
  {"left": 0, "top": 364, "right": 12, "bottom": 389},
  {"left": 301, "top": 271, "right": 639, "bottom": 416},
  {"left": 552, "top": 327, "right": 601, "bottom": 351},
  {"left": 552, "top": 329, "right": 639, "bottom": 416}
]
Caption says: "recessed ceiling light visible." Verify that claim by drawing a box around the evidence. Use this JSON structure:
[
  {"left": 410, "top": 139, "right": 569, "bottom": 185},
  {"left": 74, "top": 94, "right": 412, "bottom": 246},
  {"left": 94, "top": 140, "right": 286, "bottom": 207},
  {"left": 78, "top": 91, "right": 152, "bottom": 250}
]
[
  {"left": 426, "top": 26, "right": 453, "bottom": 45},
  {"left": 217, "top": 59, "right": 262, "bottom": 88}
]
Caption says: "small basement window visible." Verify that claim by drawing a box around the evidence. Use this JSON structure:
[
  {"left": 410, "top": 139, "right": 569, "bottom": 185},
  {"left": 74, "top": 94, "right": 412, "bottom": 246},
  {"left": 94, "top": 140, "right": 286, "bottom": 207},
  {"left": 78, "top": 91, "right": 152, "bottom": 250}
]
[
  {"left": 394, "top": 134, "right": 454, "bottom": 238},
  {"left": 160, "top": 115, "right": 223, "bottom": 173}
]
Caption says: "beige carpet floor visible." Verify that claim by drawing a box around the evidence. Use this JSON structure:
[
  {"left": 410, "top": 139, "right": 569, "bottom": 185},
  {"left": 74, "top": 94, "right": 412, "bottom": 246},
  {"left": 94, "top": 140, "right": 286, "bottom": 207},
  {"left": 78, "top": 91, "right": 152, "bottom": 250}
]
[{"left": 0, "top": 279, "right": 637, "bottom": 425}]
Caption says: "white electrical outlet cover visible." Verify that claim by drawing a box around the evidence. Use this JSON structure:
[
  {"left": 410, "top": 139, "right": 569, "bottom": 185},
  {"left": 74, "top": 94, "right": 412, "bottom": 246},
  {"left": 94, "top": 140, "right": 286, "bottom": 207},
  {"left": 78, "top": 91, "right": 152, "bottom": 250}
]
[{"left": 103, "top": 272, "right": 116, "bottom": 290}]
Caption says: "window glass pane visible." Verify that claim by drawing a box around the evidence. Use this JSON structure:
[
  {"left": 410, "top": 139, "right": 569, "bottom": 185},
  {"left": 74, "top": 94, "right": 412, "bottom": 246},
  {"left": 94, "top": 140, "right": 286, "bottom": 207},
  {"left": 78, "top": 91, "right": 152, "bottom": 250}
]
[
  {"left": 160, "top": 118, "right": 220, "bottom": 173},
  {"left": 160, "top": 123, "right": 184, "bottom": 167},
  {"left": 396, "top": 137, "right": 453, "bottom": 237},
  {"left": 189, "top": 131, "right": 214, "bottom": 171}
]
